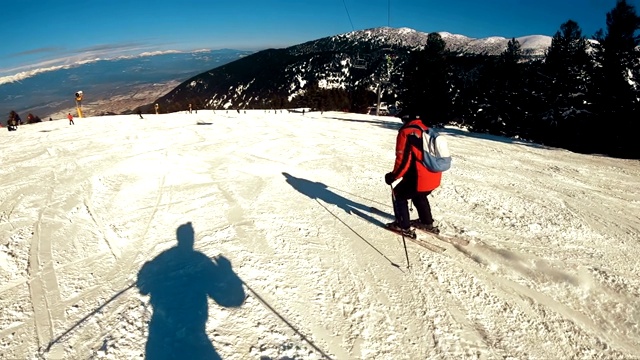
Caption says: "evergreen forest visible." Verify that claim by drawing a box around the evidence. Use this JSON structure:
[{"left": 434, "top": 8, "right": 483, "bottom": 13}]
[{"left": 292, "top": 0, "right": 640, "bottom": 159}]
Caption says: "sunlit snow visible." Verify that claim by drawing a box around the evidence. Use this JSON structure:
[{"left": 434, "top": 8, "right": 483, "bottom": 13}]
[{"left": 0, "top": 111, "right": 638, "bottom": 359}]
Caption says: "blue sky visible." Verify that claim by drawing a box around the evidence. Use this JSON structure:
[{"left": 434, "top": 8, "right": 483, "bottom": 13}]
[{"left": 0, "top": 0, "right": 634, "bottom": 77}]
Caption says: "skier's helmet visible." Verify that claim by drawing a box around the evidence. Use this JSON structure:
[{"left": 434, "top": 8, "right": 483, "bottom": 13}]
[{"left": 397, "top": 109, "right": 420, "bottom": 124}]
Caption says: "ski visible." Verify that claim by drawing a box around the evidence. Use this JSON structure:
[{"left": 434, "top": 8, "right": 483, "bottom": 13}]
[
  {"left": 431, "top": 233, "right": 470, "bottom": 246},
  {"left": 407, "top": 235, "right": 446, "bottom": 254},
  {"left": 410, "top": 221, "right": 470, "bottom": 246},
  {"left": 371, "top": 207, "right": 471, "bottom": 247},
  {"left": 382, "top": 225, "right": 446, "bottom": 254},
  {"left": 370, "top": 206, "right": 464, "bottom": 252}
]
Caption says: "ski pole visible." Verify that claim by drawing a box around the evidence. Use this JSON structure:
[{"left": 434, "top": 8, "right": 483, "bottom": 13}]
[{"left": 391, "top": 185, "right": 410, "bottom": 269}]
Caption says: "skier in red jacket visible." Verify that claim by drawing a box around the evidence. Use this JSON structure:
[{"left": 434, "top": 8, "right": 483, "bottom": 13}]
[{"left": 385, "top": 114, "right": 442, "bottom": 237}]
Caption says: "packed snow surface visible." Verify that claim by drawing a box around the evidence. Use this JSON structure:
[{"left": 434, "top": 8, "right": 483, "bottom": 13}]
[{"left": 0, "top": 111, "right": 639, "bottom": 359}]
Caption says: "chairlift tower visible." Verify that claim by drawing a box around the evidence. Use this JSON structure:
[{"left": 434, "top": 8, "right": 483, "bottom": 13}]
[
  {"left": 350, "top": 47, "right": 395, "bottom": 116},
  {"left": 375, "top": 51, "right": 394, "bottom": 116},
  {"left": 376, "top": 85, "right": 383, "bottom": 116},
  {"left": 75, "top": 91, "right": 84, "bottom": 118}
]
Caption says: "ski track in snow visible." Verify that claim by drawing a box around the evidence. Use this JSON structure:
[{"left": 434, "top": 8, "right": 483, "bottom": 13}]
[{"left": 0, "top": 111, "right": 639, "bottom": 359}]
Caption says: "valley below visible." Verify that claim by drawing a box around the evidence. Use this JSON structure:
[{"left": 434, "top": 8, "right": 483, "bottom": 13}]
[{"left": 45, "top": 81, "right": 180, "bottom": 120}]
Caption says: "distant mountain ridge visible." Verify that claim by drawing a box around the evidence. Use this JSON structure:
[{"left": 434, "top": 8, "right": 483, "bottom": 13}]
[
  {"left": 154, "top": 27, "right": 552, "bottom": 111},
  {"left": 1, "top": 27, "right": 553, "bottom": 119},
  {"left": 0, "top": 49, "right": 252, "bottom": 119},
  {"left": 336, "top": 27, "right": 551, "bottom": 56},
  {"left": 438, "top": 32, "right": 551, "bottom": 56},
  {"left": 291, "top": 27, "right": 550, "bottom": 56}
]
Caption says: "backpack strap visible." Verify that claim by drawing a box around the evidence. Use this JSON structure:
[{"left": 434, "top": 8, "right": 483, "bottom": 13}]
[
  {"left": 405, "top": 124, "right": 427, "bottom": 133},
  {"left": 404, "top": 124, "right": 429, "bottom": 148}
]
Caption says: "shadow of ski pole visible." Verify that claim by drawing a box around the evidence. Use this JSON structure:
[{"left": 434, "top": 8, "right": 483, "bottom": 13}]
[
  {"left": 242, "top": 281, "right": 335, "bottom": 360},
  {"left": 315, "top": 199, "right": 404, "bottom": 271}
]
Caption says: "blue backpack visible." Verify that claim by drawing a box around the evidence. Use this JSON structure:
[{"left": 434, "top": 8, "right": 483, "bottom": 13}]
[{"left": 409, "top": 125, "right": 451, "bottom": 172}]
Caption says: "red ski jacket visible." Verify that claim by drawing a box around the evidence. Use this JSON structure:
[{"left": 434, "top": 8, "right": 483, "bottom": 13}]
[{"left": 390, "top": 118, "right": 442, "bottom": 192}]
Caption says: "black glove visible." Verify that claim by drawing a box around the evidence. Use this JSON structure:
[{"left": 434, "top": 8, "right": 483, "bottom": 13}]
[{"left": 384, "top": 172, "right": 395, "bottom": 185}]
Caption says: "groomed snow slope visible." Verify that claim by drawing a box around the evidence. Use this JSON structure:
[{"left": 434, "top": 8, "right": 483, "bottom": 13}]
[{"left": 0, "top": 111, "right": 638, "bottom": 359}]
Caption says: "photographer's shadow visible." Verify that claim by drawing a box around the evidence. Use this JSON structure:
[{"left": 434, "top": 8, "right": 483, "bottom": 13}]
[{"left": 136, "top": 222, "right": 245, "bottom": 360}]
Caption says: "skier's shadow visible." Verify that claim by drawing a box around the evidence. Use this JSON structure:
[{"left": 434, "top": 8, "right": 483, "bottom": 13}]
[
  {"left": 136, "top": 222, "right": 245, "bottom": 360},
  {"left": 282, "top": 172, "right": 387, "bottom": 227}
]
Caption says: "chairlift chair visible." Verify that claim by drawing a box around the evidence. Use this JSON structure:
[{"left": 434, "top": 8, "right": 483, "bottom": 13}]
[{"left": 352, "top": 54, "right": 367, "bottom": 69}]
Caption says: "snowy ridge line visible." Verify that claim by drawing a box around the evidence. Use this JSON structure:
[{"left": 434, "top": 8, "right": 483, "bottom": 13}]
[{"left": 314, "top": 199, "right": 405, "bottom": 270}]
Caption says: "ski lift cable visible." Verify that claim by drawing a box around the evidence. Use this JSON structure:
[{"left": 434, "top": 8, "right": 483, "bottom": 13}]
[
  {"left": 342, "top": 0, "right": 391, "bottom": 32},
  {"left": 342, "top": 0, "right": 356, "bottom": 32},
  {"left": 342, "top": 0, "right": 367, "bottom": 68},
  {"left": 343, "top": 0, "right": 393, "bottom": 70}
]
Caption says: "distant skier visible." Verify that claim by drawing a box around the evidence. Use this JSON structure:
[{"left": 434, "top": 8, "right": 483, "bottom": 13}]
[
  {"left": 67, "top": 113, "right": 74, "bottom": 125},
  {"left": 27, "top": 113, "right": 42, "bottom": 123},
  {"left": 137, "top": 109, "right": 144, "bottom": 119},
  {"left": 7, "top": 111, "right": 19, "bottom": 131},
  {"left": 384, "top": 112, "right": 442, "bottom": 237}
]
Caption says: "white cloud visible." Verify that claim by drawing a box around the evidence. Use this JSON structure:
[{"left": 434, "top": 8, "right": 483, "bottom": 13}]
[{"left": 0, "top": 49, "right": 195, "bottom": 86}]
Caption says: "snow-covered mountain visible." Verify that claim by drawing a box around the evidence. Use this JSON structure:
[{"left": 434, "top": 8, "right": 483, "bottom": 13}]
[
  {"left": 340, "top": 27, "right": 551, "bottom": 56},
  {"left": 155, "top": 27, "right": 551, "bottom": 111},
  {"left": 1, "top": 27, "right": 553, "bottom": 119},
  {"left": 293, "top": 27, "right": 550, "bottom": 57},
  {"left": 438, "top": 31, "right": 551, "bottom": 56}
]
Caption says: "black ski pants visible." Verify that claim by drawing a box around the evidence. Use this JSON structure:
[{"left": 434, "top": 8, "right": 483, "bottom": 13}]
[{"left": 392, "top": 179, "right": 434, "bottom": 230}]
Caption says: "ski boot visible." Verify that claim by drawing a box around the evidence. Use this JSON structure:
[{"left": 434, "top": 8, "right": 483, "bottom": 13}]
[
  {"left": 385, "top": 221, "right": 417, "bottom": 238},
  {"left": 410, "top": 220, "right": 440, "bottom": 235}
]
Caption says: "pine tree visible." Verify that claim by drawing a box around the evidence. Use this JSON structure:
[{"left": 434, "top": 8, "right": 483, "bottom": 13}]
[
  {"left": 543, "top": 20, "right": 594, "bottom": 148},
  {"left": 471, "top": 38, "right": 526, "bottom": 136},
  {"left": 448, "top": 53, "right": 490, "bottom": 129},
  {"left": 502, "top": 38, "right": 522, "bottom": 64},
  {"left": 591, "top": 0, "right": 640, "bottom": 156},
  {"left": 496, "top": 38, "right": 526, "bottom": 135},
  {"left": 401, "top": 33, "right": 451, "bottom": 123}
]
